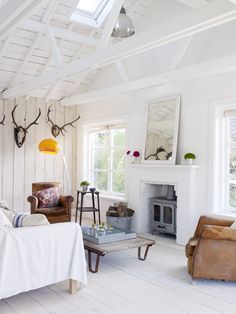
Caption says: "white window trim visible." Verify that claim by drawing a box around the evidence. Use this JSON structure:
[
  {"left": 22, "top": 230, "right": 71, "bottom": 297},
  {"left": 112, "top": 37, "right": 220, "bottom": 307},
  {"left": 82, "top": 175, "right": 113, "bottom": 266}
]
[
  {"left": 70, "top": 0, "right": 113, "bottom": 28},
  {"left": 209, "top": 96, "right": 236, "bottom": 214},
  {"left": 82, "top": 117, "right": 127, "bottom": 198}
]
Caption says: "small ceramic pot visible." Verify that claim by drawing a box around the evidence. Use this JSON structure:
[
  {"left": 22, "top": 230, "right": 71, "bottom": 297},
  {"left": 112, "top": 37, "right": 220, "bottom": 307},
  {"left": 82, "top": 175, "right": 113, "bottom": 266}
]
[
  {"left": 82, "top": 185, "right": 88, "bottom": 191},
  {"left": 185, "top": 158, "right": 193, "bottom": 165}
]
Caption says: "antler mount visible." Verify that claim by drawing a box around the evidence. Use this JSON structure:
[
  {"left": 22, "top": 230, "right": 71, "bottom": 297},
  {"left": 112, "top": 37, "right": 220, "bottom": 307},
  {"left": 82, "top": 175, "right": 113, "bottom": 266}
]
[{"left": 47, "top": 106, "right": 80, "bottom": 137}]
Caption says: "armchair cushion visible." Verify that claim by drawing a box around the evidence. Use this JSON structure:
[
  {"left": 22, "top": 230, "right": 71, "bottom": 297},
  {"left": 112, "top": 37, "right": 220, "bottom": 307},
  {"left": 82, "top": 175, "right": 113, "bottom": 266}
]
[
  {"left": 201, "top": 225, "right": 236, "bottom": 241},
  {"left": 34, "top": 187, "right": 60, "bottom": 208}
]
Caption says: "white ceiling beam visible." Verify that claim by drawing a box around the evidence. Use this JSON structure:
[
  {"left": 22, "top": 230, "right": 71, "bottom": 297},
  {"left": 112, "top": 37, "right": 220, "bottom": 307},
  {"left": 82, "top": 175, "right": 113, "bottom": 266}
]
[
  {"left": 41, "top": 0, "right": 59, "bottom": 23},
  {"left": 170, "top": 36, "right": 192, "bottom": 70},
  {"left": 65, "top": 0, "right": 123, "bottom": 97},
  {"left": 45, "top": 25, "right": 63, "bottom": 68},
  {"left": 11, "top": 33, "right": 41, "bottom": 84},
  {"left": 116, "top": 60, "right": 129, "bottom": 82},
  {"left": 176, "top": 0, "right": 209, "bottom": 9},
  {"left": 20, "top": 20, "right": 99, "bottom": 47},
  {"left": 12, "top": 0, "right": 59, "bottom": 85},
  {"left": 0, "top": 0, "right": 44, "bottom": 40},
  {"left": 0, "top": 0, "right": 8, "bottom": 9},
  {"left": 61, "top": 53, "right": 236, "bottom": 106},
  {"left": 98, "top": 0, "right": 123, "bottom": 50},
  {"left": 3, "top": 0, "right": 236, "bottom": 99}
]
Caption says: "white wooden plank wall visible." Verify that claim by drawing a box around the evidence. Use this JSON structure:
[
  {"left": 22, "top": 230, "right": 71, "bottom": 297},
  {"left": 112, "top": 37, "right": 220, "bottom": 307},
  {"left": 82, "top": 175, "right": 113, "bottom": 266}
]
[{"left": 0, "top": 96, "right": 78, "bottom": 212}]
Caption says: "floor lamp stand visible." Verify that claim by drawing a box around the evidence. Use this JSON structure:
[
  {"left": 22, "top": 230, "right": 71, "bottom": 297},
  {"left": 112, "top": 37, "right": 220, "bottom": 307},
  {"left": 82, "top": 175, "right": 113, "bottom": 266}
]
[{"left": 60, "top": 150, "right": 72, "bottom": 195}]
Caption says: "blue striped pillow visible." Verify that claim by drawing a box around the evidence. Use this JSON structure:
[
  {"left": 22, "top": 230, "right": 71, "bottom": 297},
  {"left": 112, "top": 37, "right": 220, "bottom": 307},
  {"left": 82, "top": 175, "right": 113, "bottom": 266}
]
[{"left": 13, "top": 214, "right": 27, "bottom": 228}]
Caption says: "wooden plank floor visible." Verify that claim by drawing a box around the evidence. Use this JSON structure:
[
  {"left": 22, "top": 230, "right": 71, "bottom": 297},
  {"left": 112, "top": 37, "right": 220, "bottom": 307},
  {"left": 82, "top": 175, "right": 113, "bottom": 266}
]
[{"left": 1, "top": 233, "right": 236, "bottom": 314}]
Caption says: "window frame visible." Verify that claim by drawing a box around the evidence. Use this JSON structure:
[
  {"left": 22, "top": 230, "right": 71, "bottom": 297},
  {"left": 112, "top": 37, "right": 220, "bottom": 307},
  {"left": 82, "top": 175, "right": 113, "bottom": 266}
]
[
  {"left": 88, "top": 124, "right": 126, "bottom": 198},
  {"left": 223, "top": 113, "right": 236, "bottom": 212},
  {"left": 70, "top": 0, "right": 113, "bottom": 28},
  {"left": 211, "top": 99, "right": 236, "bottom": 214}
]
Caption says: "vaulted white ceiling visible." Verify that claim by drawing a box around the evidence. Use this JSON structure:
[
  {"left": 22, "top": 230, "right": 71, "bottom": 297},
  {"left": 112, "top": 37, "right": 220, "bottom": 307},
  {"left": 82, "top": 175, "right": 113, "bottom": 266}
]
[{"left": 0, "top": 0, "right": 236, "bottom": 104}]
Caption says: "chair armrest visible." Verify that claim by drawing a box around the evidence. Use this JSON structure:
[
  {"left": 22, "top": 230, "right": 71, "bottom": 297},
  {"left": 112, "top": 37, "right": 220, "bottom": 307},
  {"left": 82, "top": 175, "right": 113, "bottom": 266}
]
[
  {"left": 194, "top": 215, "right": 234, "bottom": 237},
  {"left": 27, "top": 195, "right": 38, "bottom": 214},
  {"left": 60, "top": 195, "right": 74, "bottom": 216},
  {"left": 191, "top": 225, "right": 236, "bottom": 279},
  {"left": 200, "top": 225, "right": 236, "bottom": 241}
]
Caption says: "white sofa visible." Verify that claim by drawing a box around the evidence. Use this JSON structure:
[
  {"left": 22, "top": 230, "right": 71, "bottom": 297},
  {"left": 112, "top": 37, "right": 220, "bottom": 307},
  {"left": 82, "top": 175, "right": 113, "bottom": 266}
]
[{"left": 0, "top": 222, "right": 87, "bottom": 299}]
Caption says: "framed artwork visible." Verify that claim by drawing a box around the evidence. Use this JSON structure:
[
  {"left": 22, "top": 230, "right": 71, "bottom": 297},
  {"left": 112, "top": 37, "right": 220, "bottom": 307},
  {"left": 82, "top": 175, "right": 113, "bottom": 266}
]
[{"left": 143, "top": 95, "right": 180, "bottom": 164}]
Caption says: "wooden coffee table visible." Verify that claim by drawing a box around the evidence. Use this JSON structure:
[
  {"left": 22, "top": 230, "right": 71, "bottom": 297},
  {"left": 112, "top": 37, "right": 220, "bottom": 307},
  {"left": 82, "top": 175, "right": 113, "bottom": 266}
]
[{"left": 83, "top": 236, "right": 156, "bottom": 273}]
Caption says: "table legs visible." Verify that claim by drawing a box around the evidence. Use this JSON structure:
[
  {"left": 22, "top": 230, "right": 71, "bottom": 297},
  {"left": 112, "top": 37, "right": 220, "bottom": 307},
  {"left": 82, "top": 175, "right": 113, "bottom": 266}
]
[
  {"left": 86, "top": 244, "right": 153, "bottom": 273},
  {"left": 138, "top": 244, "right": 152, "bottom": 261},
  {"left": 88, "top": 251, "right": 102, "bottom": 273}
]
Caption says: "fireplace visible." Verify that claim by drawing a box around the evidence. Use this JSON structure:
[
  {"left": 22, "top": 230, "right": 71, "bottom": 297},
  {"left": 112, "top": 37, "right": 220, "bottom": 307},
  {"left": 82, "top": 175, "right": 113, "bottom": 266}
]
[
  {"left": 151, "top": 198, "right": 177, "bottom": 235},
  {"left": 127, "top": 164, "right": 199, "bottom": 245}
]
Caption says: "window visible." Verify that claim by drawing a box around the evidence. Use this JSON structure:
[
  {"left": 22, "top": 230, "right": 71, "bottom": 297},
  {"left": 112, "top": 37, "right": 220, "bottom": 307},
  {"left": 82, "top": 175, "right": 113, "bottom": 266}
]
[
  {"left": 88, "top": 125, "right": 126, "bottom": 196},
  {"left": 223, "top": 110, "right": 236, "bottom": 211},
  {"left": 70, "top": 0, "right": 113, "bottom": 27},
  {"left": 213, "top": 104, "right": 236, "bottom": 213}
]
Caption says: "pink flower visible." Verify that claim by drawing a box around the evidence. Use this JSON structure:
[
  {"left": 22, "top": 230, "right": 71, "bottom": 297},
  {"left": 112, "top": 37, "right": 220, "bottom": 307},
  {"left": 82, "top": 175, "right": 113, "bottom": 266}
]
[
  {"left": 133, "top": 151, "right": 140, "bottom": 157},
  {"left": 126, "top": 150, "right": 131, "bottom": 155}
]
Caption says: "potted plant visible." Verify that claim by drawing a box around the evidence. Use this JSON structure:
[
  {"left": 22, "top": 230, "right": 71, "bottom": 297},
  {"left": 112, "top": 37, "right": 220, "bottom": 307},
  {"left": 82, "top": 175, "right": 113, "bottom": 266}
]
[
  {"left": 80, "top": 180, "right": 90, "bottom": 192},
  {"left": 106, "top": 202, "right": 135, "bottom": 232},
  {"left": 184, "top": 153, "right": 196, "bottom": 165}
]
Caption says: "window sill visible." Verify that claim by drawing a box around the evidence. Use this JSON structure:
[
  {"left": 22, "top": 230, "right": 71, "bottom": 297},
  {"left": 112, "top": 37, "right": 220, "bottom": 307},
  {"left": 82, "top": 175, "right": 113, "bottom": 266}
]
[
  {"left": 215, "top": 211, "right": 236, "bottom": 219},
  {"left": 99, "top": 194, "right": 126, "bottom": 202}
]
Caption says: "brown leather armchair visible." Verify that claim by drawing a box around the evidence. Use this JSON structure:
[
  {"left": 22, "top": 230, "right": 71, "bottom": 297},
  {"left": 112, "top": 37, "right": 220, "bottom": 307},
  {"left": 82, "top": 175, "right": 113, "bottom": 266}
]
[
  {"left": 27, "top": 182, "right": 74, "bottom": 224},
  {"left": 185, "top": 215, "right": 236, "bottom": 281}
]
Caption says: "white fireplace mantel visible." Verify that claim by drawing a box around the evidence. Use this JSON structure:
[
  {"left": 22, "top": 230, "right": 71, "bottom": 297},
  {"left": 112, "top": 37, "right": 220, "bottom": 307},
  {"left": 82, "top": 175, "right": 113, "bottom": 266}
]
[{"left": 127, "top": 164, "right": 199, "bottom": 245}]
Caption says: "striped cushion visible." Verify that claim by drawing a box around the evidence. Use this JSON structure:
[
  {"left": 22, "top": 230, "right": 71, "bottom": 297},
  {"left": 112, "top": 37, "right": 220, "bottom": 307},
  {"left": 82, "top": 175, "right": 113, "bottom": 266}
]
[{"left": 12, "top": 213, "right": 49, "bottom": 228}]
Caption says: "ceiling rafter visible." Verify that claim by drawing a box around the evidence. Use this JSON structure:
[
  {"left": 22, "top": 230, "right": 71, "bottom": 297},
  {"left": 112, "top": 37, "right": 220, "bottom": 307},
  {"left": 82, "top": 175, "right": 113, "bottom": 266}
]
[
  {"left": 62, "top": 53, "right": 236, "bottom": 106},
  {"left": 170, "top": 36, "right": 192, "bottom": 70},
  {"left": 116, "top": 60, "right": 129, "bottom": 82},
  {"left": 63, "top": 0, "right": 124, "bottom": 98},
  {"left": 12, "top": 0, "right": 61, "bottom": 87},
  {"left": 20, "top": 19, "right": 99, "bottom": 47},
  {"left": 11, "top": 33, "right": 41, "bottom": 85},
  {"left": 45, "top": 23, "right": 88, "bottom": 102},
  {"left": 45, "top": 24, "right": 63, "bottom": 68},
  {"left": 0, "top": 0, "right": 44, "bottom": 41},
  {"left": 176, "top": 0, "right": 209, "bottom": 9},
  {"left": 56, "top": 29, "right": 98, "bottom": 100},
  {"left": 3, "top": 0, "right": 236, "bottom": 99}
]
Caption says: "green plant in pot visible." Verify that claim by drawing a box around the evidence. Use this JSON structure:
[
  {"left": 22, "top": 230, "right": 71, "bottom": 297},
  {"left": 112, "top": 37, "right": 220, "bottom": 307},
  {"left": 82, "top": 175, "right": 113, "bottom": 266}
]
[
  {"left": 184, "top": 153, "right": 196, "bottom": 165},
  {"left": 80, "top": 180, "right": 90, "bottom": 192}
]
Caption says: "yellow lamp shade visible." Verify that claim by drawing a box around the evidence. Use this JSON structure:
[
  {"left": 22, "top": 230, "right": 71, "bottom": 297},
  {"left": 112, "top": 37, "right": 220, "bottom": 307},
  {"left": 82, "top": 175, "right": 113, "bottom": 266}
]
[{"left": 39, "top": 138, "right": 60, "bottom": 154}]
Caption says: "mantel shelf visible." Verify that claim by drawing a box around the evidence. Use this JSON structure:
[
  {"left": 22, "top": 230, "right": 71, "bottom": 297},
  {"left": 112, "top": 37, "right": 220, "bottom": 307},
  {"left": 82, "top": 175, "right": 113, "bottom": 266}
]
[{"left": 127, "top": 164, "right": 200, "bottom": 169}]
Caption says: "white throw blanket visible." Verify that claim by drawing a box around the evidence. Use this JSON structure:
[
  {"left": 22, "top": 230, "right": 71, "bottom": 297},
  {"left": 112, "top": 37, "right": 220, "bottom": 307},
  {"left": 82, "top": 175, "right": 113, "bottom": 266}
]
[{"left": 0, "top": 222, "right": 87, "bottom": 299}]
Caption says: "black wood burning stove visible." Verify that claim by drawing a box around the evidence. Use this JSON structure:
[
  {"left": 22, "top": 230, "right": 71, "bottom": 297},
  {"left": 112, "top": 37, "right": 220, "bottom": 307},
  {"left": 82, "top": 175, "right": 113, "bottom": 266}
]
[{"left": 151, "top": 197, "right": 176, "bottom": 235}]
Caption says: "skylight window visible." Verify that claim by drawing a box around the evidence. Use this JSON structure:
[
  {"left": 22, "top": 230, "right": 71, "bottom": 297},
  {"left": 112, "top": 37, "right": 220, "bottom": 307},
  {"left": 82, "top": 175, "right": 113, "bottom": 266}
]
[
  {"left": 77, "top": 0, "right": 103, "bottom": 15},
  {"left": 71, "top": 0, "right": 113, "bottom": 28}
]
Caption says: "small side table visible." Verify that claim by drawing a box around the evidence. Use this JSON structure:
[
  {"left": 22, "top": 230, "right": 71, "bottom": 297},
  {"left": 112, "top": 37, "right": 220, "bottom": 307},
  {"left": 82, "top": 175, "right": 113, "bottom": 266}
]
[{"left": 75, "top": 190, "right": 101, "bottom": 225}]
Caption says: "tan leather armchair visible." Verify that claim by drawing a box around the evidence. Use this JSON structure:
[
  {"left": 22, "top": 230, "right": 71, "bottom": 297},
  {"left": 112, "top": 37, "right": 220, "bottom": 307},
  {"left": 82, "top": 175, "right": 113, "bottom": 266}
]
[
  {"left": 27, "top": 182, "right": 74, "bottom": 224},
  {"left": 186, "top": 215, "right": 236, "bottom": 281}
]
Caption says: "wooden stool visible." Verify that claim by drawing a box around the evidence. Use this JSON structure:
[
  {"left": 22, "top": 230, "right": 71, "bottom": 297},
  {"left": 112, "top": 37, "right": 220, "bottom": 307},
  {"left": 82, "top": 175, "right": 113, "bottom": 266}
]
[{"left": 75, "top": 190, "right": 101, "bottom": 225}]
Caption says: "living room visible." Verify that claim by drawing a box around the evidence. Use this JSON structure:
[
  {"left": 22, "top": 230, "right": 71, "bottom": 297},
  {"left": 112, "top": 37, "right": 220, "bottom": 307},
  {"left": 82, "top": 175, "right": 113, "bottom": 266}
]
[{"left": 1, "top": 0, "right": 236, "bottom": 313}]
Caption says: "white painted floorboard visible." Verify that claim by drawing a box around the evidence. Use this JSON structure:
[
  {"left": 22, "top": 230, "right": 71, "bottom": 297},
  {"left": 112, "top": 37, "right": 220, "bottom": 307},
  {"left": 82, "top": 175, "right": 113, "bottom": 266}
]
[{"left": 1, "top": 234, "right": 236, "bottom": 314}]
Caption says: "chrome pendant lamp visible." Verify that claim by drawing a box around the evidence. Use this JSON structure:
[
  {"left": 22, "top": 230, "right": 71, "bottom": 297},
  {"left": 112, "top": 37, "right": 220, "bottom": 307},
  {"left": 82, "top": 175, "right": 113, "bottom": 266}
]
[{"left": 111, "top": 6, "right": 135, "bottom": 38}]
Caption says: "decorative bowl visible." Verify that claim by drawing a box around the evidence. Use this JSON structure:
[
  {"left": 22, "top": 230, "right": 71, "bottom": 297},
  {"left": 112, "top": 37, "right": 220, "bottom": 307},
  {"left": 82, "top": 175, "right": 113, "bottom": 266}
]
[{"left": 89, "top": 187, "right": 96, "bottom": 192}]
